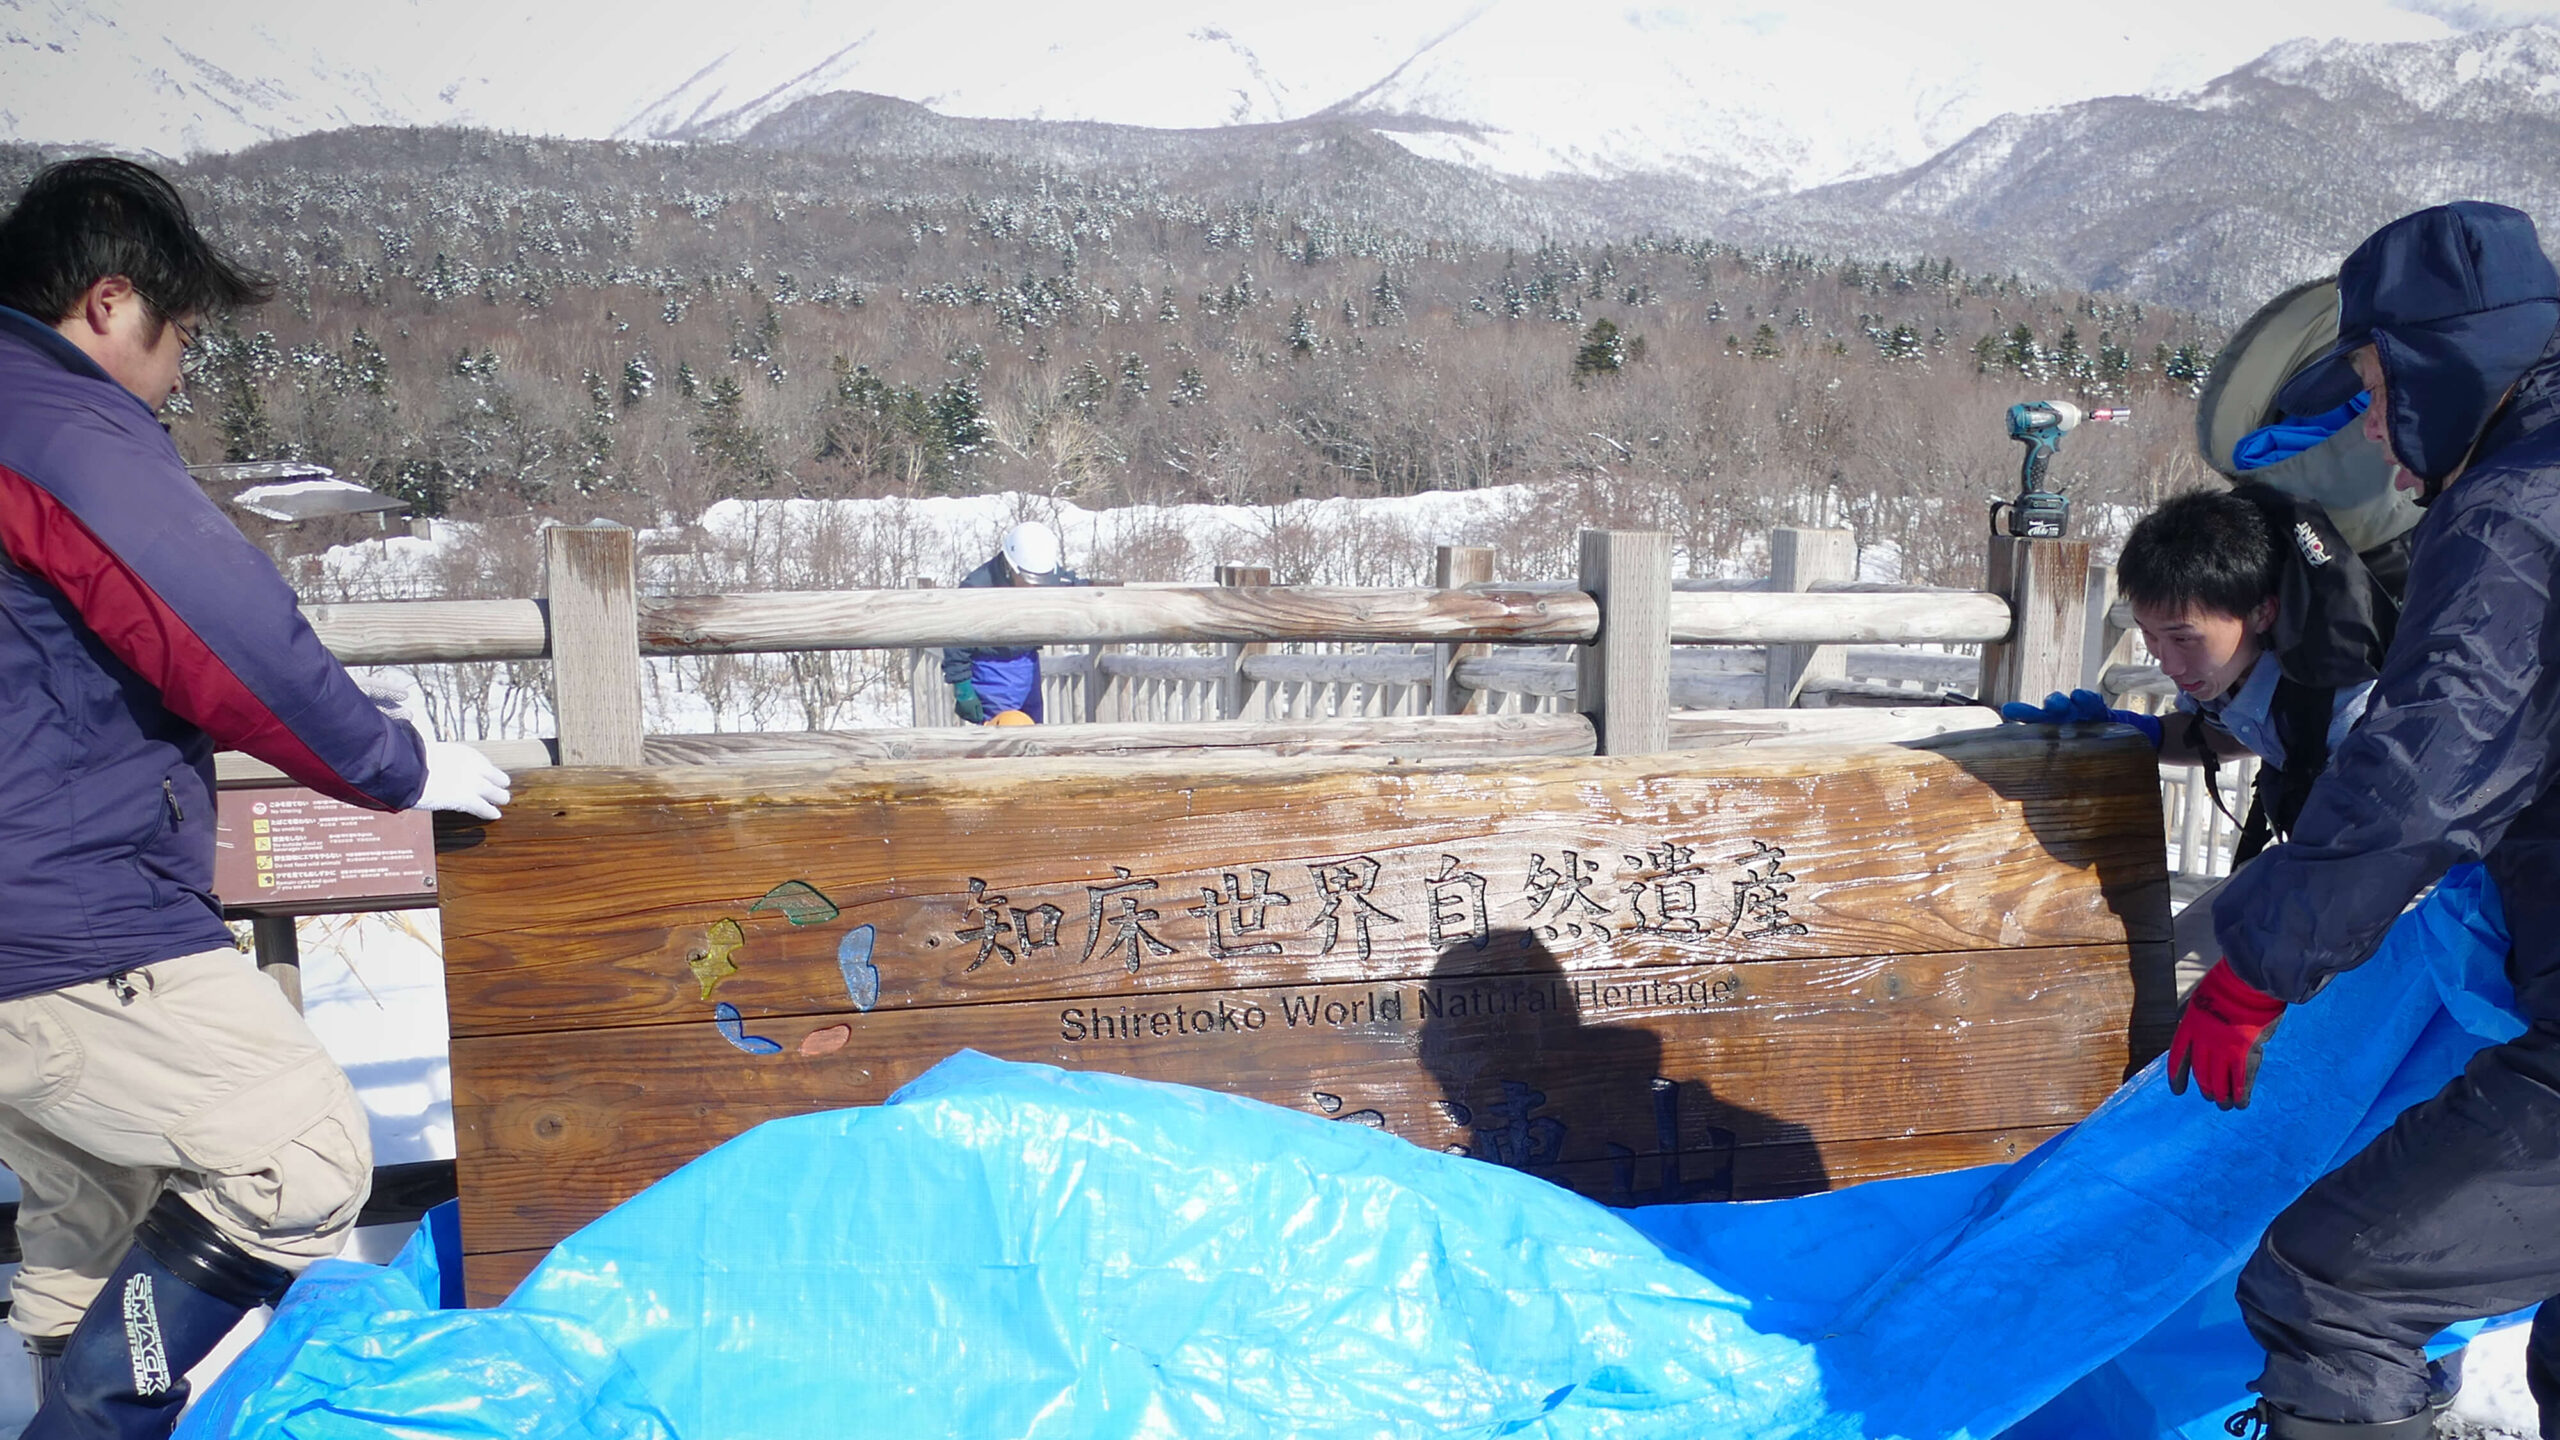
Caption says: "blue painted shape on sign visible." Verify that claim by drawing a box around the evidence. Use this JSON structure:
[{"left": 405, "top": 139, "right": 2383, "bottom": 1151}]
[
  {"left": 712, "top": 1001, "right": 782, "bottom": 1055},
  {"left": 838, "top": 925, "right": 880, "bottom": 1012}
]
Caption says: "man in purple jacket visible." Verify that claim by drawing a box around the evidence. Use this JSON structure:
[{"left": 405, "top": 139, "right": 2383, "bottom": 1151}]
[{"left": 0, "top": 158, "right": 510, "bottom": 1439}]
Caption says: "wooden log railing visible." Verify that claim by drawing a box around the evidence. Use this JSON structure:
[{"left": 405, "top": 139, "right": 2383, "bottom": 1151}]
[
  {"left": 298, "top": 582, "right": 2011, "bottom": 668},
  {"left": 1668, "top": 587, "right": 2010, "bottom": 646},
  {"left": 247, "top": 524, "right": 2151, "bottom": 782}
]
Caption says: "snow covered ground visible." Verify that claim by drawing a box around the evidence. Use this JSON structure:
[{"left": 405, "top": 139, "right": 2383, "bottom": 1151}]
[
  {"left": 331, "top": 485, "right": 1600, "bottom": 605},
  {"left": 2448, "top": 1323, "right": 2541, "bottom": 1438}
]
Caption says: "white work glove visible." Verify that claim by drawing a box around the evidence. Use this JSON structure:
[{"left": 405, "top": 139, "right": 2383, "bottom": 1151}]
[{"left": 415, "top": 740, "right": 511, "bottom": 820}]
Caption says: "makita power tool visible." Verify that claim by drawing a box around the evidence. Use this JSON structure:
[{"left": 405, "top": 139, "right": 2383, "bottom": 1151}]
[{"left": 1989, "top": 400, "right": 2130, "bottom": 540}]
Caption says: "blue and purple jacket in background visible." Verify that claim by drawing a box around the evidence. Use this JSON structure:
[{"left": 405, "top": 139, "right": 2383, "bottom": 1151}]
[
  {"left": 0, "top": 305, "right": 425, "bottom": 1000},
  {"left": 939, "top": 553, "right": 1083, "bottom": 721}
]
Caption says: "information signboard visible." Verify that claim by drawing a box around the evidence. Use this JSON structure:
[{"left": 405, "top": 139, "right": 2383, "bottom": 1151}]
[{"left": 212, "top": 786, "right": 438, "bottom": 917}]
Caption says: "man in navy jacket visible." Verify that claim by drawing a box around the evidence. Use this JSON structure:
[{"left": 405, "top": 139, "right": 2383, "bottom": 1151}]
[
  {"left": 2165, "top": 203, "right": 2560, "bottom": 1437},
  {"left": 940, "top": 521, "right": 1079, "bottom": 723},
  {"left": 0, "top": 158, "right": 509, "bottom": 1438}
]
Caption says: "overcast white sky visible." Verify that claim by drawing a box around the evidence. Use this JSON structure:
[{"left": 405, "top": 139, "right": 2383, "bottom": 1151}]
[{"left": 6, "top": 0, "right": 2559, "bottom": 179}]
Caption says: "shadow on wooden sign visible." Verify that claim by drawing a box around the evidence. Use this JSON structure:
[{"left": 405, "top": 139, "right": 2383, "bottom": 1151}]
[{"left": 1413, "top": 933, "right": 1825, "bottom": 1205}]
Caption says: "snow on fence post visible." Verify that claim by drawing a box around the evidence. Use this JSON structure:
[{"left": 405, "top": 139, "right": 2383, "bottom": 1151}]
[
  {"left": 1216, "top": 564, "right": 1273, "bottom": 720},
  {"left": 1977, "top": 535, "right": 2091, "bottom": 709},
  {"left": 1575, "top": 529, "right": 1672, "bottom": 755},
  {"left": 544, "top": 522, "right": 645, "bottom": 766},
  {"left": 1764, "top": 527, "right": 1857, "bottom": 708},
  {"left": 1434, "top": 544, "right": 1497, "bottom": 716}
]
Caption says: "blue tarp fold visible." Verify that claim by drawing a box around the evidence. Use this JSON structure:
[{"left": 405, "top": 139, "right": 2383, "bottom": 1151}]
[{"left": 178, "top": 867, "right": 2526, "bottom": 1440}]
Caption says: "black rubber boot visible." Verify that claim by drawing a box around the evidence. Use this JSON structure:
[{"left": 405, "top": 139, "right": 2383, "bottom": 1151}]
[
  {"left": 22, "top": 1192, "right": 289, "bottom": 1440},
  {"left": 2223, "top": 1397, "right": 2447, "bottom": 1439}
]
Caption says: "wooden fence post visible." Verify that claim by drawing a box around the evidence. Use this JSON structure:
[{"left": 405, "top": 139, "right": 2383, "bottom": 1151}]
[
  {"left": 1977, "top": 535, "right": 2092, "bottom": 708},
  {"left": 544, "top": 522, "right": 644, "bottom": 766},
  {"left": 1434, "top": 545, "right": 1497, "bottom": 715},
  {"left": 1764, "top": 527, "right": 1857, "bottom": 708},
  {"left": 2081, "top": 560, "right": 2132, "bottom": 693},
  {"left": 1217, "top": 564, "right": 1273, "bottom": 720},
  {"left": 1082, "top": 644, "right": 1114, "bottom": 724},
  {"left": 1576, "top": 530, "right": 1671, "bottom": 755},
  {"left": 907, "top": 577, "right": 941, "bottom": 727}
]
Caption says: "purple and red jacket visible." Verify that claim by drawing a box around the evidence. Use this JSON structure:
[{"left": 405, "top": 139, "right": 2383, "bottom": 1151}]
[{"left": 0, "top": 306, "right": 426, "bottom": 1000}]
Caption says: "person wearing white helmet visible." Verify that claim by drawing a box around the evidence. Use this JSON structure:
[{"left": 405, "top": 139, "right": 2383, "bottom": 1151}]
[
  {"left": 1001, "top": 521, "right": 1062, "bottom": 580},
  {"left": 940, "top": 520, "right": 1081, "bottom": 723}
]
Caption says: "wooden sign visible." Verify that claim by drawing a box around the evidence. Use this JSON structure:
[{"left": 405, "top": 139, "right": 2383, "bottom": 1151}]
[
  {"left": 212, "top": 786, "right": 437, "bottom": 917},
  {"left": 438, "top": 729, "right": 2170, "bottom": 1304}
]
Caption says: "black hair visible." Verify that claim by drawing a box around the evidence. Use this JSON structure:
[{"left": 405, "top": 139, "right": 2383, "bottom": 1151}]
[
  {"left": 2118, "top": 487, "right": 2281, "bottom": 620},
  {"left": 0, "top": 157, "right": 272, "bottom": 327}
]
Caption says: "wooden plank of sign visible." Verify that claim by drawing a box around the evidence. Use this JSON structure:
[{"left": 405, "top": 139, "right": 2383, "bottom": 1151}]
[
  {"left": 1534, "top": 1122, "right": 2067, "bottom": 1213},
  {"left": 437, "top": 732, "right": 2167, "bottom": 1038},
  {"left": 455, "top": 1121, "right": 2070, "bottom": 1309},
  {"left": 449, "top": 942, "right": 2129, "bottom": 1255}
]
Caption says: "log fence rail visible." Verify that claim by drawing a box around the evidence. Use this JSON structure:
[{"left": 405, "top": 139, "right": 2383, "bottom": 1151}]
[{"left": 233, "top": 524, "right": 2235, "bottom": 878}]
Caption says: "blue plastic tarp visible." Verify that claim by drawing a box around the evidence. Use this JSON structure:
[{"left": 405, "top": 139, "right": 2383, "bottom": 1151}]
[{"left": 177, "top": 867, "right": 2526, "bottom": 1440}]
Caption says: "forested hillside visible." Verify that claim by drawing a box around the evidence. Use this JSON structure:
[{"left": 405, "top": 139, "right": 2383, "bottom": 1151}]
[{"left": 5, "top": 129, "right": 2229, "bottom": 585}]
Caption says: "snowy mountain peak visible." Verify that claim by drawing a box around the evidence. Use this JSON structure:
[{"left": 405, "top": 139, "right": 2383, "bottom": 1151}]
[
  {"left": 2228, "top": 21, "right": 2560, "bottom": 115},
  {"left": 3, "top": 0, "right": 2531, "bottom": 188}
]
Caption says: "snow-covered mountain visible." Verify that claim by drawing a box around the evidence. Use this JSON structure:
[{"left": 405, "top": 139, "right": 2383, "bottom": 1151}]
[
  {"left": 1731, "top": 22, "right": 2560, "bottom": 310},
  {"left": 0, "top": 0, "right": 2517, "bottom": 189},
  {"left": 9, "top": 1, "right": 2560, "bottom": 312}
]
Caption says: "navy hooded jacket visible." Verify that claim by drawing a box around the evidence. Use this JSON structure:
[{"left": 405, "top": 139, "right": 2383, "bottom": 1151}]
[
  {"left": 0, "top": 305, "right": 427, "bottom": 1000},
  {"left": 2216, "top": 205, "right": 2560, "bottom": 1012},
  {"left": 939, "top": 554, "right": 1082, "bottom": 720}
]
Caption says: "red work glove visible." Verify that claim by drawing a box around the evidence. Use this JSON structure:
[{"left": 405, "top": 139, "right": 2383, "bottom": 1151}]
[{"left": 2167, "top": 960, "right": 2288, "bottom": 1109}]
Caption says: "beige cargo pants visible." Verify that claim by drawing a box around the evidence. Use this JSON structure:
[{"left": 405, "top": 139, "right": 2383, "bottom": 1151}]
[{"left": 0, "top": 947, "right": 371, "bottom": 1340}]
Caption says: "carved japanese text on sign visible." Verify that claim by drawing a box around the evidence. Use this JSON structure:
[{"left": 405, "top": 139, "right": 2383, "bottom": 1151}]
[
  {"left": 211, "top": 787, "right": 437, "bottom": 915},
  {"left": 932, "top": 841, "right": 1806, "bottom": 977}
]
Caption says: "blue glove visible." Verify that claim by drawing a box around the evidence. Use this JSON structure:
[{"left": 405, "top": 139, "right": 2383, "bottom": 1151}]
[
  {"left": 952, "top": 679, "right": 987, "bottom": 724},
  {"left": 1999, "top": 689, "right": 2163, "bottom": 748}
]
